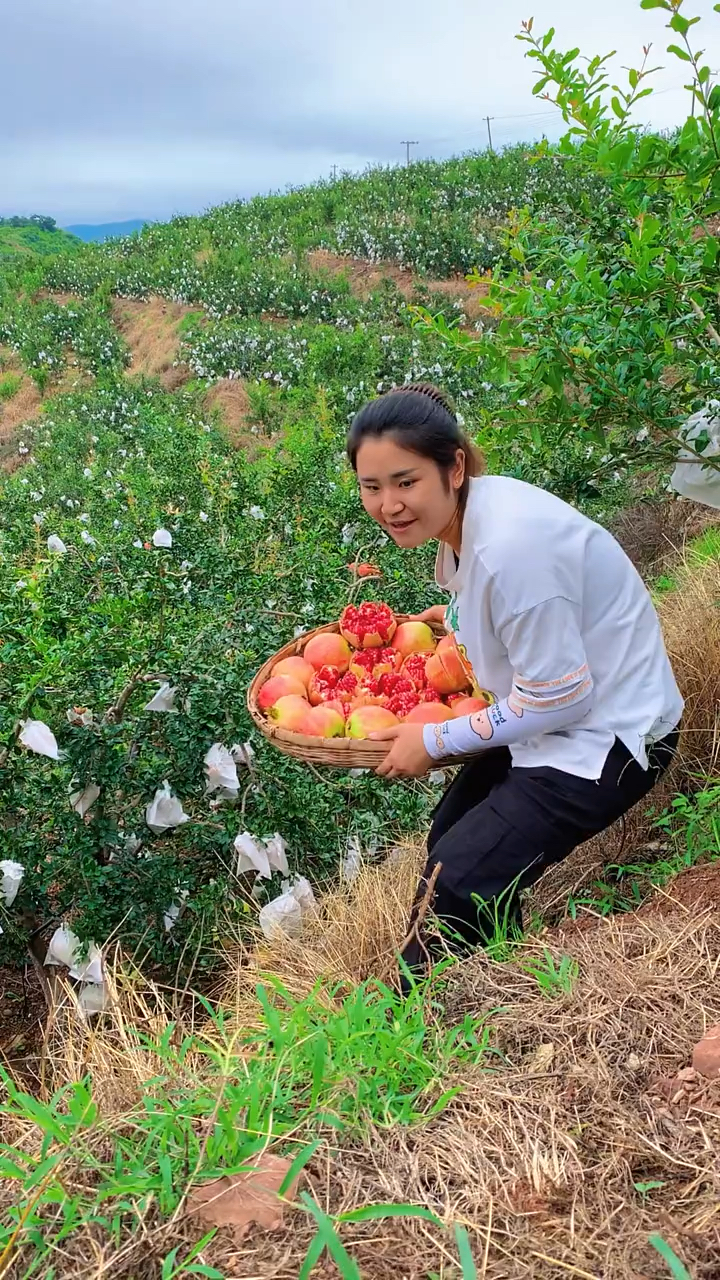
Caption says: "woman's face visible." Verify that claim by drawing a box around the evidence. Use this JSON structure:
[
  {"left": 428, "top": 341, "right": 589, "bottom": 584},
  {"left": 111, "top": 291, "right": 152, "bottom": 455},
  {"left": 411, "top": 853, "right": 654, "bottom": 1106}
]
[{"left": 355, "top": 436, "right": 465, "bottom": 548}]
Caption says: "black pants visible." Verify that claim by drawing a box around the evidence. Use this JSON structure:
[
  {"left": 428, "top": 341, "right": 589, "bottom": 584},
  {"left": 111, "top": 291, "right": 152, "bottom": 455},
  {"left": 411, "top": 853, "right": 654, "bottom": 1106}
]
[{"left": 401, "top": 732, "right": 678, "bottom": 981}]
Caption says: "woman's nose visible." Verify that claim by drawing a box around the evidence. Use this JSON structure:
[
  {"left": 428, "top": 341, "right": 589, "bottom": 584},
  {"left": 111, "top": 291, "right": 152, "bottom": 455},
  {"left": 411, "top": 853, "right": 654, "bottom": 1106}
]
[{"left": 381, "top": 494, "right": 405, "bottom": 516}]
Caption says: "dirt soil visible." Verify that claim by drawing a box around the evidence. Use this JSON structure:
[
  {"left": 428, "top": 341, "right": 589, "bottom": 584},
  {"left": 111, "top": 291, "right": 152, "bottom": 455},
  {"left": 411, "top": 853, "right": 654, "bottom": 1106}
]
[
  {"left": 635, "top": 861, "right": 720, "bottom": 920},
  {"left": 0, "top": 373, "right": 42, "bottom": 472},
  {"left": 36, "top": 290, "right": 82, "bottom": 307},
  {"left": 111, "top": 297, "right": 194, "bottom": 389},
  {"left": 0, "top": 963, "right": 46, "bottom": 1086},
  {"left": 306, "top": 248, "right": 493, "bottom": 323}
]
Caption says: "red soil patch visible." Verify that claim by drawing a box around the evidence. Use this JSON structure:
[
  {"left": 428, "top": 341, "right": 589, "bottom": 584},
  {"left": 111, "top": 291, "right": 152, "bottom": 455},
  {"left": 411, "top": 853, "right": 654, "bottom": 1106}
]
[
  {"left": 635, "top": 861, "right": 720, "bottom": 921},
  {"left": 111, "top": 297, "right": 193, "bottom": 389},
  {"left": 306, "top": 249, "right": 492, "bottom": 323},
  {"left": 0, "top": 355, "right": 43, "bottom": 473},
  {"left": 36, "top": 290, "right": 82, "bottom": 307},
  {"left": 0, "top": 963, "right": 46, "bottom": 1086}
]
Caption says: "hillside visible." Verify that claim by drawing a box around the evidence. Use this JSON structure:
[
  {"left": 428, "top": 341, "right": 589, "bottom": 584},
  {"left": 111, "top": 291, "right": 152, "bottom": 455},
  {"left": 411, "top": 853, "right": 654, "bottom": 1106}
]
[{"left": 0, "top": 224, "right": 81, "bottom": 257}]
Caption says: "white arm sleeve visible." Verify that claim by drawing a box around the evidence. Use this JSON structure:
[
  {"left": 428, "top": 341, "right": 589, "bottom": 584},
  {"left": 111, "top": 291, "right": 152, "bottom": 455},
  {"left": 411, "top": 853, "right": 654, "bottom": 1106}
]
[{"left": 423, "top": 595, "right": 594, "bottom": 761}]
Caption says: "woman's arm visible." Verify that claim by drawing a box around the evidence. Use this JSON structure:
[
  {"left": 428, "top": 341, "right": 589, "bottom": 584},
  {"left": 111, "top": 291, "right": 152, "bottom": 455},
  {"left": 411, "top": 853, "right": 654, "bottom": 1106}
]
[
  {"left": 423, "top": 682, "right": 593, "bottom": 760},
  {"left": 424, "top": 594, "right": 594, "bottom": 761}
]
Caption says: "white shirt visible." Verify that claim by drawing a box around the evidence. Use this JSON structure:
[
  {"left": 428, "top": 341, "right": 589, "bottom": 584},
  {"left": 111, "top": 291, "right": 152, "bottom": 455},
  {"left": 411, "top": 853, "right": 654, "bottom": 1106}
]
[{"left": 437, "top": 476, "right": 683, "bottom": 779}]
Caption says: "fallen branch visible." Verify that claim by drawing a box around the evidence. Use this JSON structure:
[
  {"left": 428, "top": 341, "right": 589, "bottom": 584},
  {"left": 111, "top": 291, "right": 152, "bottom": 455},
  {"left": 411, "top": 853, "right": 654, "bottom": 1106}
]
[{"left": 380, "top": 861, "right": 442, "bottom": 986}]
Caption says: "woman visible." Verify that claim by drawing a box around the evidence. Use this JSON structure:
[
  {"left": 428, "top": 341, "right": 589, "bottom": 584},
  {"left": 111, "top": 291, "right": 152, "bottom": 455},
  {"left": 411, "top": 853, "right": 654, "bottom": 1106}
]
[{"left": 347, "top": 383, "right": 683, "bottom": 981}]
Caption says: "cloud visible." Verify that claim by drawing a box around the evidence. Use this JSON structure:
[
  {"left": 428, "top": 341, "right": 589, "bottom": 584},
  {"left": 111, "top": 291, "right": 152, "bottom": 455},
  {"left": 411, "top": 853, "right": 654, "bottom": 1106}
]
[{"left": 2, "top": 0, "right": 719, "bottom": 223}]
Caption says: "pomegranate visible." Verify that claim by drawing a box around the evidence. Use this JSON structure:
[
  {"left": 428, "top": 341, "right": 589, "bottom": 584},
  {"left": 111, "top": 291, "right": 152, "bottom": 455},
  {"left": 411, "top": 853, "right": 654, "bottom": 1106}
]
[
  {"left": 425, "top": 643, "right": 472, "bottom": 696},
  {"left": 391, "top": 621, "right": 437, "bottom": 659},
  {"left": 306, "top": 704, "right": 346, "bottom": 738},
  {"left": 349, "top": 690, "right": 390, "bottom": 710},
  {"left": 258, "top": 674, "right": 308, "bottom": 711},
  {"left": 350, "top": 647, "right": 400, "bottom": 681},
  {"left": 346, "top": 705, "right": 400, "bottom": 739},
  {"left": 404, "top": 703, "right": 452, "bottom": 725},
  {"left": 339, "top": 602, "right": 397, "bottom": 649},
  {"left": 401, "top": 653, "right": 429, "bottom": 691},
  {"left": 271, "top": 655, "right": 314, "bottom": 690},
  {"left": 347, "top": 561, "right": 381, "bottom": 578},
  {"left": 268, "top": 694, "right": 315, "bottom": 732},
  {"left": 451, "top": 695, "right": 493, "bottom": 716},
  {"left": 303, "top": 631, "right": 352, "bottom": 673},
  {"left": 309, "top": 667, "right": 360, "bottom": 706},
  {"left": 386, "top": 690, "right": 420, "bottom": 719},
  {"left": 323, "top": 698, "right": 347, "bottom": 719},
  {"left": 420, "top": 687, "right": 444, "bottom": 703}
]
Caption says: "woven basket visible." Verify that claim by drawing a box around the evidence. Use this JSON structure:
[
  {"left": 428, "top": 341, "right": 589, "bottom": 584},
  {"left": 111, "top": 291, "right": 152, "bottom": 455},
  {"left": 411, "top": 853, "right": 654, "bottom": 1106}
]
[{"left": 247, "top": 615, "right": 447, "bottom": 768}]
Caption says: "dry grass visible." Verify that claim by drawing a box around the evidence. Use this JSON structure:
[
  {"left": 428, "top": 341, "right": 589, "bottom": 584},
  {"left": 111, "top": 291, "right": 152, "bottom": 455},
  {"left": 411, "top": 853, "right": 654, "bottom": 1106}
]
[
  {"left": 610, "top": 496, "right": 720, "bottom": 577},
  {"left": 203, "top": 377, "right": 259, "bottom": 450},
  {"left": 111, "top": 297, "right": 193, "bottom": 388},
  {"left": 306, "top": 248, "right": 492, "bottom": 323},
  {"left": 5, "top": 898, "right": 720, "bottom": 1278},
  {"left": 659, "top": 551, "right": 720, "bottom": 775},
  {"left": 0, "top": 366, "right": 42, "bottom": 473}
]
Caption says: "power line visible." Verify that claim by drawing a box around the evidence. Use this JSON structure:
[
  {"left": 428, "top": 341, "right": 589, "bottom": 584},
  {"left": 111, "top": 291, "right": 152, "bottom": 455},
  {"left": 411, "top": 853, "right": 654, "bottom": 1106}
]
[{"left": 400, "top": 139, "right": 419, "bottom": 167}]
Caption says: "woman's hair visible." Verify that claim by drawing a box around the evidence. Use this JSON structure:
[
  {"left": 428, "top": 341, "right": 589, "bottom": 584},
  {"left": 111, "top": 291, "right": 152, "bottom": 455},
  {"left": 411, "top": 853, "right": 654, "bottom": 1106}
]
[{"left": 346, "top": 383, "right": 484, "bottom": 509}]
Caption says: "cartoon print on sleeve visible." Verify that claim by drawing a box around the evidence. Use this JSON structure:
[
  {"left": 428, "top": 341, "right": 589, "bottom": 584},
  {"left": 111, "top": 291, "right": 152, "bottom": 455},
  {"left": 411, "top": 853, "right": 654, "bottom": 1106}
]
[{"left": 469, "top": 698, "right": 523, "bottom": 741}]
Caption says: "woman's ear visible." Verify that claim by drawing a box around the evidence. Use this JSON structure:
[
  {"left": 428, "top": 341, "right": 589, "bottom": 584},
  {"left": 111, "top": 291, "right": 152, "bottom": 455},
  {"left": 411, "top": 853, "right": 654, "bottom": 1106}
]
[{"left": 451, "top": 447, "right": 466, "bottom": 492}]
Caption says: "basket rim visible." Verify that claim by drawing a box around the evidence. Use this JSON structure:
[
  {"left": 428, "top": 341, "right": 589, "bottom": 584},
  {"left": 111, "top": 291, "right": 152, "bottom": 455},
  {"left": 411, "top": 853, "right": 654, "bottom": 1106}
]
[{"left": 247, "top": 614, "right": 447, "bottom": 768}]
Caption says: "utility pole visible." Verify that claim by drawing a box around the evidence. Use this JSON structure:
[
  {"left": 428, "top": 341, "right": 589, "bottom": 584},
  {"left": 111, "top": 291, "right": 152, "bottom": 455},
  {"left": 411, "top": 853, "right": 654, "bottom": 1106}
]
[
  {"left": 331, "top": 164, "right": 338, "bottom": 181},
  {"left": 484, "top": 116, "right": 495, "bottom": 152},
  {"left": 401, "top": 140, "right": 419, "bottom": 167}
]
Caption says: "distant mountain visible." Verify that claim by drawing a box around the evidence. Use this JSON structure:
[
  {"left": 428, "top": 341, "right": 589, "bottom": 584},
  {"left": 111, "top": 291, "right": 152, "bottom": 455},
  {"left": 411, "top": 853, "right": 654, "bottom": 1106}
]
[{"left": 64, "top": 219, "right": 150, "bottom": 243}]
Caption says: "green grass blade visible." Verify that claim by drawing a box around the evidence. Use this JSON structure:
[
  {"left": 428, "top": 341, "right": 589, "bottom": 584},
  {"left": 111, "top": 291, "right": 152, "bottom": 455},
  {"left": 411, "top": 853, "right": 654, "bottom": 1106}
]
[
  {"left": 299, "top": 1192, "right": 361, "bottom": 1279},
  {"left": 648, "top": 1234, "right": 693, "bottom": 1279},
  {"left": 454, "top": 1223, "right": 478, "bottom": 1279},
  {"left": 337, "top": 1202, "right": 443, "bottom": 1226}
]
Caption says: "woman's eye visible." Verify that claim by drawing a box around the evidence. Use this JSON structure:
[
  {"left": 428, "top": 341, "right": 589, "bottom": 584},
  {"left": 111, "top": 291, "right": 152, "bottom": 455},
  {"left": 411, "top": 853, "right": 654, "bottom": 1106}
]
[{"left": 400, "top": 479, "right": 415, "bottom": 489}]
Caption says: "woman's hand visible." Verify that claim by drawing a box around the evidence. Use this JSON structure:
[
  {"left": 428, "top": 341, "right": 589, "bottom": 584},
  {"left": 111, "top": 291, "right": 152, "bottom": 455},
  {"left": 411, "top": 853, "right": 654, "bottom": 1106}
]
[
  {"left": 370, "top": 723, "right": 434, "bottom": 779},
  {"left": 409, "top": 605, "right": 447, "bottom": 626}
]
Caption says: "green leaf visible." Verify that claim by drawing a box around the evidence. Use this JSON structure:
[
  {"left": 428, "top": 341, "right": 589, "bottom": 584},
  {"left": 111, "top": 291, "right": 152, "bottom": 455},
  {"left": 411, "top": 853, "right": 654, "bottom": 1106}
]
[
  {"left": 278, "top": 1140, "right": 322, "bottom": 1197},
  {"left": 669, "top": 13, "right": 691, "bottom": 34},
  {"left": 648, "top": 1234, "right": 692, "bottom": 1280},
  {"left": 298, "top": 1232, "right": 326, "bottom": 1280},
  {"left": 708, "top": 84, "right": 720, "bottom": 111},
  {"left": 337, "top": 1203, "right": 443, "bottom": 1226},
  {"left": 667, "top": 44, "right": 692, "bottom": 62},
  {"left": 455, "top": 1224, "right": 478, "bottom": 1279},
  {"left": 298, "top": 1193, "right": 361, "bottom": 1280},
  {"left": 640, "top": 0, "right": 670, "bottom": 8},
  {"left": 611, "top": 96, "right": 626, "bottom": 119}
]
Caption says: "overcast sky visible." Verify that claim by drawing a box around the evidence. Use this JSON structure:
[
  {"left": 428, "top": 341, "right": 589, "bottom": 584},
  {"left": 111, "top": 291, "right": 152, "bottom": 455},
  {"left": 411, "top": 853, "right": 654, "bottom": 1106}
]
[{"left": 3, "top": 0, "right": 720, "bottom": 226}]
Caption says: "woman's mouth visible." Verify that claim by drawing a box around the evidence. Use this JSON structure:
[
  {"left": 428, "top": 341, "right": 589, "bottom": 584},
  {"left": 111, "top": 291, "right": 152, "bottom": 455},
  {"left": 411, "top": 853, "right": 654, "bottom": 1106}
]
[{"left": 387, "top": 518, "right": 417, "bottom": 534}]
